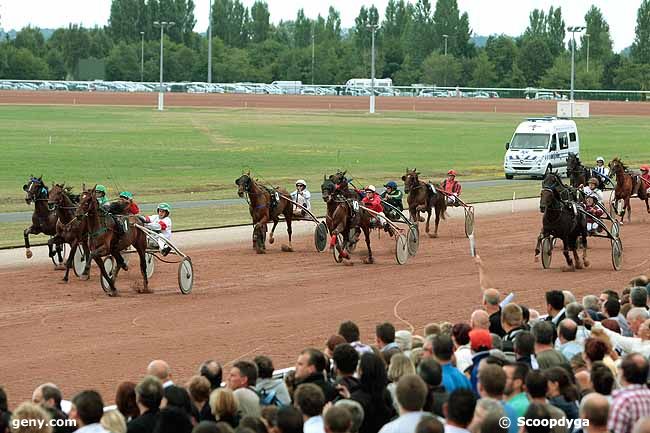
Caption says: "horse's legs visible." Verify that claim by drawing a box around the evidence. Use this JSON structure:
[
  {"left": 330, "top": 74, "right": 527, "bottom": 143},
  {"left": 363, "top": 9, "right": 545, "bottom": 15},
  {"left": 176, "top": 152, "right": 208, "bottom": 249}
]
[
  {"left": 626, "top": 198, "right": 632, "bottom": 223},
  {"left": 24, "top": 226, "right": 35, "bottom": 258},
  {"left": 582, "top": 236, "right": 590, "bottom": 267},
  {"left": 137, "top": 242, "right": 149, "bottom": 293},
  {"left": 55, "top": 241, "right": 64, "bottom": 264},
  {"left": 62, "top": 241, "right": 77, "bottom": 282},
  {"left": 362, "top": 225, "right": 373, "bottom": 264},
  {"left": 433, "top": 204, "right": 442, "bottom": 237},
  {"left": 534, "top": 232, "right": 543, "bottom": 262},
  {"left": 561, "top": 238, "right": 575, "bottom": 272},
  {"left": 91, "top": 250, "right": 117, "bottom": 296},
  {"left": 268, "top": 219, "right": 278, "bottom": 244},
  {"left": 81, "top": 239, "right": 91, "bottom": 278},
  {"left": 283, "top": 214, "right": 294, "bottom": 252}
]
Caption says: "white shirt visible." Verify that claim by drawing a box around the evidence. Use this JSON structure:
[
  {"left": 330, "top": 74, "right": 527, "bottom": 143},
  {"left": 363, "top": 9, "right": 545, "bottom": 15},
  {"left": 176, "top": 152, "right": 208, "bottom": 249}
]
[
  {"left": 163, "top": 380, "right": 174, "bottom": 389},
  {"left": 582, "top": 186, "right": 603, "bottom": 202},
  {"left": 445, "top": 424, "right": 471, "bottom": 433},
  {"left": 594, "top": 165, "right": 609, "bottom": 177},
  {"left": 291, "top": 189, "right": 312, "bottom": 211},
  {"left": 146, "top": 214, "right": 172, "bottom": 239},
  {"left": 304, "top": 415, "right": 325, "bottom": 433},
  {"left": 454, "top": 345, "right": 473, "bottom": 374},
  {"left": 593, "top": 322, "right": 650, "bottom": 357},
  {"left": 75, "top": 424, "right": 111, "bottom": 433},
  {"left": 379, "top": 411, "right": 430, "bottom": 433}
]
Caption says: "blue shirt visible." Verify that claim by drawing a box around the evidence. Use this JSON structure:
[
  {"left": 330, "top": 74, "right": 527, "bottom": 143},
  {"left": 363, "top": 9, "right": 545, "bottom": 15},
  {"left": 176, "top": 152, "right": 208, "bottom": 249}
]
[
  {"left": 559, "top": 341, "right": 583, "bottom": 361},
  {"left": 501, "top": 401, "right": 519, "bottom": 433},
  {"left": 441, "top": 363, "right": 472, "bottom": 394}
]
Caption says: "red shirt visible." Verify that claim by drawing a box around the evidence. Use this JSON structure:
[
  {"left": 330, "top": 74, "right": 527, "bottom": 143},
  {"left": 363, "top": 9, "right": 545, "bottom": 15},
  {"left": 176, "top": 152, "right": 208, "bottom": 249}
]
[
  {"left": 585, "top": 204, "right": 604, "bottom": 223},
  {"left": 127, "top": 202, "right": 140, "bottom": 215},
  {"left": 362, "top": 194, "right": 383, "bottom": 213},
  {"left": 442, "top": 179, "right": 462, "bottom": 195},
  {"left": 641, "top": 173, "right": 650, "bottom": 186}
]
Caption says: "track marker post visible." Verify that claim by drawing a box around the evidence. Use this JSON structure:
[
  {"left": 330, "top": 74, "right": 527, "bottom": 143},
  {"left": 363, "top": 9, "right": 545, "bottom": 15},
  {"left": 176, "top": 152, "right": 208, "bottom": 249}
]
[{"left": 512, "top": 192, "right": 516, "bottom": 213}]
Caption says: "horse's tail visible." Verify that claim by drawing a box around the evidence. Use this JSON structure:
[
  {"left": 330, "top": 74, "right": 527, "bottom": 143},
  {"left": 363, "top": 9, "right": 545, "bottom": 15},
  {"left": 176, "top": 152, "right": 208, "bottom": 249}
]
[{"left": 438, "top": 193, "right": 447, "bottom": 220}]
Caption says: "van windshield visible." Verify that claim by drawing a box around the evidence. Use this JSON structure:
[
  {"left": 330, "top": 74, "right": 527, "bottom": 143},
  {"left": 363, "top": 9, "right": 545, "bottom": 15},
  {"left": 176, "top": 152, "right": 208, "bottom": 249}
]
[{"left": 510, "top": 133, "right": 550, "bottom": 150}]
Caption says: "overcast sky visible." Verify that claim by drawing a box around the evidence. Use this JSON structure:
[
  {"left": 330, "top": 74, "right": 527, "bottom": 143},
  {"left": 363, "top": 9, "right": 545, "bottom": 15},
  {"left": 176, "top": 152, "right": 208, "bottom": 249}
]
[{"left": 0, "top": 0, "right": 640, "bottom": 51}]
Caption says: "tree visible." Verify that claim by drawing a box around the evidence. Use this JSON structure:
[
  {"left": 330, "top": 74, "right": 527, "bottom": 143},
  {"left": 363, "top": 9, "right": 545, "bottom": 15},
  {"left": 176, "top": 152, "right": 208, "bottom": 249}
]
[
  {"left": 545, "top": 6, "right": 565, "bottom": 57},
  {"left": 601, "top": 54, "right": 621, "bottom": 89},
  {"left": 524, "top": 9, "right": 546, "bottom": 39},
  {"left": 213, "top": 0, "right": 250, "bottom": 47},
  {"left": 108, "top": 0, "right": 140, "bottom": 42},
  {"left": 105, "top": 42, "right": 139, "bottom": 80},
  {"left": 517, "top": 36, "right": 553, "bottom": 86},
  {"left": 325, "top": 7, "right": 342, "bottom": 42},
  {"left": 631, "top": 0, "right": 650, "bottom": 64},
  {"left": 581, "top": 6, "right": 613, "bottom": 63},
  {"left": 540, "top": 54, "right": 570, "bottom": 89},
  {"left": 614, "top": 58, "right": 650, "bottom": 90},
  {"left": 294, "top": 9, "right": 312, "bottom": 48},
  {"left": 404, "top": 0, "right": 434, "bottom": 66},
  {"left": 14, "top": 26, "right": 46, "bottom": 57},
  {"left": 507, "top": 63, "right": 526, "bottom": 87},
  {"left": 485, "top": 35, "right": 517, "bottom": 86},
  {"left": 421, "top": 51, "right": 461, "bottom": 86},
  {"left": 250, "top": 1, "right": 270, "bottom": 43},
  {"left": 470, "top": 51, "right": 496, "bottom": 87},
  {"left": 1, "top": 46, "right": 50, "bottom": 79},
  {"left": 46, "top": 49, "right": 67, "bottom": 79}
]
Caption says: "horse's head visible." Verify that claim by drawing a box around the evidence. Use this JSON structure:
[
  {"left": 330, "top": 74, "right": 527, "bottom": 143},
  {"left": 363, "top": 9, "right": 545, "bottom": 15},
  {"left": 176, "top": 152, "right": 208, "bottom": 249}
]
[
  {"left": 48, "top": 183, "right": 66, "bottom": 209},
  {"left": 321, "top": 176, "right": 336, "bottom": 202},
  {"left": 566, "top": 153, "right": 579, "bottom": 170},
  {"left": 401, "top": 168, "right": 420, "bottom": 193},
  {"left": 235, "top": 173, "right": 252, "bottom": 198},
  {"left": 540, "top": 172, "right": 561, "bottom": 212},
  {"left": 609, "top": 157, "right": 626, "bottom": 175},
  {"left": 23, "top": 175, "right": 46, "bottom": 205},
  {"left": 76, "top": 185, "right": 98, "bottom": 218}
]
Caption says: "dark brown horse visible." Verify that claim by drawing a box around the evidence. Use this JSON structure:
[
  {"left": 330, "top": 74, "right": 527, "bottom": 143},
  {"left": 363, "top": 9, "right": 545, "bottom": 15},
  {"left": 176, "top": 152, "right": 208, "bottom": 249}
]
[
  {"left": 235, "top": 173, "right": 294, "bottom": 254},
  {"left": 22, "top": 176, "right": 65, "bottom": 266},
  {"left": 609, "top": 157, "right": 649, "bottom": 223},
  {"left": 48, "top": 184, "right": 91, "bottom": 281},
  {"left": 401, "top": 168, "right": 446, "bottom": 238},
  {"left": 321, "top": 176, "right": 374, "bottom": 264},
  {"left": 76, "top": 187, "right": 149, "bottom": 296}
]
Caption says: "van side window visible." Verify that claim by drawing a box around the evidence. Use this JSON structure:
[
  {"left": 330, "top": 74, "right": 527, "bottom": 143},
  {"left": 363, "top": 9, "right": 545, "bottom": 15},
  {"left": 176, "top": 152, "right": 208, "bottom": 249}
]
[
  {"left": 559, "top": 132, "right": 569, "bottom": 150},
  {"left": 551, "top": 134, "right": 557, "bottom": 145},
  {"left": 569, "top": 132, "right": 576, "bottom": 142}
]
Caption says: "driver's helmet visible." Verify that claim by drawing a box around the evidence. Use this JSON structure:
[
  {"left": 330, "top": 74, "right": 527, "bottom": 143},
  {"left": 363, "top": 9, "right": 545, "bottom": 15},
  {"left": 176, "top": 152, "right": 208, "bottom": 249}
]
[
  {"left": 640, "top": 165, "right": 650, "bottom": 172},
  {"left": 447, "top": 169, "right": 457, "bottom": 176},
  {"left": 119, "top": 191, "right": 133, "bottom": 200},
  {"left": 295, "top": 179, "right": 307, "bottom": 188},
  {"left": 365, "top": 185, "right": 376, "bottom": 193},
  {"left": 587, "top": 177, "right": 599, "bottom": 186},
  {"left": 157, "top": 203, "right": 171, "bottom": 214},
  {"left": 384, "top": 181, "right": 398, "bottom": 189},
  {"left": 596, "top": 157, "right": 605, "bottom": 163},
  {"left": 95, "top": 185, "right": 107, "bottom": 195}
]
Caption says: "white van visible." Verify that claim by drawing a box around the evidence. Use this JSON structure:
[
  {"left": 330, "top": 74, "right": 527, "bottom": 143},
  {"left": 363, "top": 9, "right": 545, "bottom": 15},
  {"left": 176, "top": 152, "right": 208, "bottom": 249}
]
[
  {"left": 271, "top": 81, "right": 303, "bottom": 94},
  {"left": 503, "top": 117, "right": 579, "bottom": 179}
]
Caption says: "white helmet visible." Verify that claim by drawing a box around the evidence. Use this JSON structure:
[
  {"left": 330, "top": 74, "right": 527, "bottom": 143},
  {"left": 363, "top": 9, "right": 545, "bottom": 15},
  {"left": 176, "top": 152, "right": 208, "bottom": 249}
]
[
  {"left": 596, "top": 156, "right": 605, "bottom": 163},
  {"left": 296, "top": 179, "right": 307, "bottom": 187},
  {"left": 365, "top": 185, "right": 376, "bottom": 192}
]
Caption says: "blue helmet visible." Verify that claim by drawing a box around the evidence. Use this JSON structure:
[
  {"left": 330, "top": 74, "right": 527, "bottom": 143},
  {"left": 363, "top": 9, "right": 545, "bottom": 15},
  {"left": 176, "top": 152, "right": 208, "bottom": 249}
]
[{"left": 384, "top": 181, "right": 398, "bottom": 189}]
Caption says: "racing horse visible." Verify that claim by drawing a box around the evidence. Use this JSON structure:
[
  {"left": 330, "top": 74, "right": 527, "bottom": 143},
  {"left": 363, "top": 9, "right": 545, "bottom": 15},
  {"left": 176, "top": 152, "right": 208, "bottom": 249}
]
[
  {"left": 402, "top": 168, "right": 446, "bottom": 238},
  {"left": 609, "top": 157, "right": 649, "bottom": 223},
  {"left": 566, "top": 153, "right": 590, "bottom": 188},
  {"left": 534, "top": 172, "right": 589, "bottom": 271},
  {"left": 22, "top": 175, "right": 65, "bottom": 267},
  {"left": 48, "top": 183, "right": 91, "bottom": 281},
  {"left": 321, "top": 175, "right": 374, "bottom": 264},
  {"left": 76, "top": 187, "right": 149, "bottom": 296},
  {"left": 235, "top": 173, "right": 294, "bottom": 254}
]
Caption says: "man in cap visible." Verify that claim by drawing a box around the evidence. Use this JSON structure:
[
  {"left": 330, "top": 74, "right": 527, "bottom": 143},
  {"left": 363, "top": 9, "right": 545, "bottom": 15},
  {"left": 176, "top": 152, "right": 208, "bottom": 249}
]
[
  {"left": 95, "top": 185, "right": 109, "bottom": 206},
  {"left": 640, "top": 165, "right": 650, "bottom": 197},
  {"left": 291, "top": 179, "right": 311, "bottom": 216},
  {"left": 381, "top": 181, "right": 403, "bottom": 221},
  {"left": 361, "top": 185, "right": 392, "bottom": 233},
  {"left": 593, "top": 156, "right": 610, "bottom": 186},
  {"left": 118, "top": 191, "right": 140, "bottom": 215},
  {"left": 441, "top": 170, "right": 462, "bottom": 206},
  {"left": 142, "top": 203, "right": 173, "bottom": 256}
]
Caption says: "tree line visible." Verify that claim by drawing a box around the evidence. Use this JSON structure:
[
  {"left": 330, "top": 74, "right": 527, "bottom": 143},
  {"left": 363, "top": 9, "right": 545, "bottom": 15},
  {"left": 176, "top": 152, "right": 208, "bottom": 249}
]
[{"left": 1, "top": 0, "right": 650, "bottom": 91}]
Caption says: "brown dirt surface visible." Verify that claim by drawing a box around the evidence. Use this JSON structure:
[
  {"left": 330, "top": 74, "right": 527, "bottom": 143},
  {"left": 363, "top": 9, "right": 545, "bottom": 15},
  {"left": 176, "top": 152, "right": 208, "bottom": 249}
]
[
  {"left": 1, "top": 200, "right": 649, "bottom": 406},
  {"left": 2, "top": 91, "right": 650, "bottom": 115}
]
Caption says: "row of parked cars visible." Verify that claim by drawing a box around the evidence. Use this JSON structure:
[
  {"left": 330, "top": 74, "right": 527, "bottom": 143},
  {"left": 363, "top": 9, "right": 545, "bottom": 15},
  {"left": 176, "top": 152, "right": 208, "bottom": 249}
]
[
  {"left": 417, "top": 89, "right": 500, "bottom": 98},
  {"left": 0, "top": 80, "right": 156, "bottom": 92}
]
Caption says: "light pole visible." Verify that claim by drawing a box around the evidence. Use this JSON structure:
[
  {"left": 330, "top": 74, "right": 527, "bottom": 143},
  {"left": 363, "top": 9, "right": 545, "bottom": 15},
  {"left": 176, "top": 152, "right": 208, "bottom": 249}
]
[
  {"left": 208, "top": 0, "right": 212, "bottom": 83},
  {"left": 311, "top": 24, "right": 315, "bottom": 85},
  {"left": 442, "top": 34, "right": 449, "bottom": 87},
  {"left": 367, "top": 24, "right": 379, "bottom": 114},
  {"left": 140, "top": 31, "right": 145, "bottom": 82},
  {"left": 442, "top": 34, "right": 448, "bottom": 56},
  {"left": 567, "top": 26, "right": 586, "bottom": 106},
  {"left": 153, "top": 21, "right": 174, "bottom": 111},
  {"left": 585, "top": 33, "right": 590, "bottom": 73}
]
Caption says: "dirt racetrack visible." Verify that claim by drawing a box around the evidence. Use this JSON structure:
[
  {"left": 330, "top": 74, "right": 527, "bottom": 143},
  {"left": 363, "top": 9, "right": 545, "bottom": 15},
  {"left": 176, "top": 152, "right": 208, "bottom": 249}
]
[
  {"left": 2, "top": 90, "right": 650, "bottom": 116},
  {"left": 1, "top": 200, "right": 649, "bottom": 406}
]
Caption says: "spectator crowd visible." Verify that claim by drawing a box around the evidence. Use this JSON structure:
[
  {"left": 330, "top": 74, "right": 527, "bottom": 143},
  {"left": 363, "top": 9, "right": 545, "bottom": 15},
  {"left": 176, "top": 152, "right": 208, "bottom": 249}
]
[{"left": 2, "top": 259, "right": 650, "bottom": 433}]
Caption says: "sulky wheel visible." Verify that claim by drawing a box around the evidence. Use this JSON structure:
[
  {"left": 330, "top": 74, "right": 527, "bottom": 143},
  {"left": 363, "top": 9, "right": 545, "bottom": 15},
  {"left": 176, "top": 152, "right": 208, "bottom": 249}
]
[
  {"left": 395, "top": 233, "right": 409, "bottom": 265},
  {"left": 178, "top": 257, "right": 194, "bottom": 294},
  {"left": 333, "top": 234, "right": 345, "bottom": 263},
  {"left": 541, "top": 237, "right": 553, "bottom": 269},
  {"left": 611, "top": 238, "right": 623, "bottom": 271},
  {"left": 314, "top": 222, "right": 329, "bottom": 253},
  {"left": 100, "top": 256, "right": 116, "bottom": 294},
  {"left": 145, "top": 253, "right": 156, "bottom": 279},
  {"left": 407, "top": 224, "right": 419, "bottom": 256},
  {"left": 73, "top": 247, "right": 88, "bottom": 278},
  {"left": 464, "top": 207, "right": 475, "bottom": 238}
]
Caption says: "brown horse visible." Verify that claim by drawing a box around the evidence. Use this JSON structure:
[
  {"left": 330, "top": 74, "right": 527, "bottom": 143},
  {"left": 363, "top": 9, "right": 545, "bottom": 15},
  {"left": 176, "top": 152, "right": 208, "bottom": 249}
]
[
  {"left": 402, "top": 169, "right": 446, "bottom": 238},
  {"left": 22, "top": 175, "right": 65, "bottom": 266},
  {"left": 48, "top": 184, "right": 91, "bottom": 281},
  {"left": 609, "top": 157, "right": 649, "bottom": 223},
  {"left": 321, "top": 176, "right": 374, "bottom": 264},
  {"left": 76, "top": 187, "right": 149, "bottom": 296},
  {"left": 235, "top": 173, "right": 294, "bottom": 254}
]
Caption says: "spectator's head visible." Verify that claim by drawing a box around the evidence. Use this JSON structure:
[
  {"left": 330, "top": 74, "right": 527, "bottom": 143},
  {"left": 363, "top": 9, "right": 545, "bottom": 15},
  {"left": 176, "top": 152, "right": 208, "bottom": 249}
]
[
  {"left": 504, "top": 362, "right": 529, "bottom": 398},
  {"left": 325, "top": 335, "right": 346, "bottom": 358},
  {"left": 640, "top": 319, "right": 650, "bottom": 341},
  {"left": 600, "top": 289, "right": 619, "bottom": 305},
  {"left": 583, "top": 338, "right": 608, "bottom": 365},
  {"left": 546, "top": 290, "right": 564, "bottom": 314},
  {"left": 619, "top": 353, "right": 650, "bottom": 386},
  {"left": 191, "top": 421, "right": 221, "bottom": 433},
  {"left": 523, "top": 403, "right": 551, "bottom": 433},
  {"left": 417, "top": 358, "right": 443, "bottom": 388},
  {"left": 334, "top": 400, "right": 364, "bottom": 433},
  {"left": 295, "top": 348, "right": 326, "bottom": 380},
  {"left": 70, "top": 390, "right": 104, "bottom": 427},
  {"left": 228, "top": 361, "right": 257, "bottom": 389},
  {"left": 424, "top": 323, "right": 441, "bottom": 337},
  {"left": 501, "top": 304, "right": 523, "bottom": 332},
  {"left": 469, "top": 329, "right": 492, "bottom": 353},
  {"left": 468, "top": 398, "right": 505, "bottom": 433},
  {"left": 101, "top": 410, "right": 127, "bottom": 433},
  {"left": 491, "top": 334, "right": 503, "bottom": 351},
  {"left": 603, "top": 298, "right": 621, "bottom": 318},
  {"left": 528, "top": 309, "right": 541, "bottom": 322},
  {"left": 261, "top": 406, "right": 278, "bottom": 431},
  {"left": 602, "top": 318, "right": 621, "bottom": 334},
  {"left": 422, "top": 336, "right": 435, "bottom": 359},
  {"left": 163, "top": 385, "right": 193, "bottom": 418},
  {"left": 514, "top": 331, "right": 535, "bottom": 357},
  {"left": 525, "top": 370, "right": 548, "bottom": 400},
  {"left": 208, "top": 388, "right": 238, "bottom": 421},
  {"left": 387, "top": 353, "right": 416, "bottom": 383},
  {"left": 275, "top": 406, "right": 304, "bottom": 433},
  {"left": 483, "top": 289, "right": 501, "bottom": 311},
  {"left": 199, "top": 360, "right": 222, "bottom": 390},
  {"left": 115, "top": 381, "right": 140, "bottom": 420},
  {"left": 294, "top": 384, "right": 325, "bottom": 419},
  {"left": 324, "top": 406, "right": 351, "bottom": 433},
  {"left": 32, "top": 383, "right": 62, "bottom": 410},
  {"left": 630, "top": 275, "right": 650, "bottom": 287},
  {"left": 478, "top": 364, "right": 506, "bottom": 399},
  {"left": 627, "top": 308, "right": 650, "bottom": 335},
  {"left": 395, "top": 375, "right": 427, "bottom": 413},
  {"left": 579, "top": 392, "right": 609, "bottom": 430},
  {"left": 631, "top": 287, "right": 648, "bottom": 308},
  {"left": 590, "top": 361, "right": 615, "bottom": 396},
  {"left": 147, "top": 360, "right": 172, "bottom": 383},
  {"left": 333, "top": 343, "right": 359, "bottom": 377},
  {"left": 570, "top": 352, "right": 587, "bottom": 374},
  {"left": 443, "top": 389, "right": 476, "bottom": 428},
  {"left": 136, "top": 376, "right": 164, "bottom": 413},
  {"left": 562, "top": 290, "right": 576, "bottom": 305},
  {"left": 154, "top": 406, "right": 193, "bottom": 433},
  {"left": 358, "top": 352, "right": 388, "bottom": 397},
  {"left": 470, "top": 310, "right": 490, "bottom": 330},
  {"left": 0, "top": 386, "right": 7, "bottom": 412},
  {"left": 532, "top": 321, "right": 554, "bottom": 346},
  {"left": 413, "top": 335, "right": 425, "bottom": 349},
  {"left": 558, "top": 319, "right": 577, "bottom": 343},
  {"left": 253, "top": 356, "right": 275, "bottom": 380},
  {"left": 415, "top": 417, "right": 444, "bottom": 433},
  {"left": 239, "top": 416, "right": 268, "bottom": 433},
  {"left": 10, "top": 402, "right": 52, "bottom": 433},
  {"left": 432, "top": 334, "right": 454, "bottom": 363},
  {"left": 187, "top": 376, "right": 212, "bottom": 406},
  {"left": 338, "top": 321, "right": 360, "bottom": 343},
  {"left": 543, "top": 367, "right": 578, "bottom": 402},
  {"left": 375, "top": 322, "right": 396, "bottom": 347},
  {"left": 451, "top": 323, "right": 471, "bottom": 348},
  {"left": 565, "top": 302, "right": 584, "bottom": 323},
  {"left": 395, "top": 330, "right": 413, "bottom": 352}
]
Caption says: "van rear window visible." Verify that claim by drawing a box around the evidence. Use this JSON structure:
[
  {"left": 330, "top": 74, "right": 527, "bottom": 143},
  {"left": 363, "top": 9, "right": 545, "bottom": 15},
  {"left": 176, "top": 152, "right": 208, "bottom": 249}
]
[{"left": 569, "top": 132, "right": 577, "bottom": 142}]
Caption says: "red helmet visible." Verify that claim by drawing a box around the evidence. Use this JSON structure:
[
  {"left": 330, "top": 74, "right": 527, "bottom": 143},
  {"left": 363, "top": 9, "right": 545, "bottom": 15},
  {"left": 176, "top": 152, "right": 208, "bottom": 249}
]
[
  {"left": 447, "top": 169, "right": 457, "bottom": 176},
  {"left": 641, "top": 165, "right": 650, "bottom": 172}
]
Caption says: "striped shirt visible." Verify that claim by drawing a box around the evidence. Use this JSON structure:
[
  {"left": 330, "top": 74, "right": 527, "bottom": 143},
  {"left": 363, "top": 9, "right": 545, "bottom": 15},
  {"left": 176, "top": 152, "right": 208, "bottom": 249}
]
[{"left": 608, "top": 384, "right": 650, "bottom": 433}]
